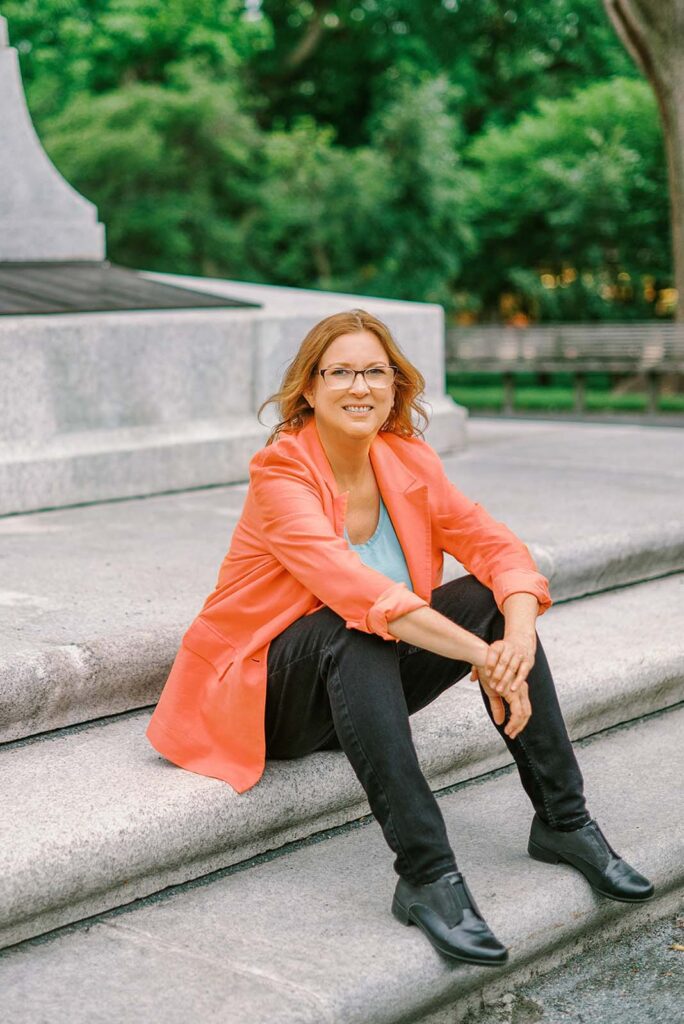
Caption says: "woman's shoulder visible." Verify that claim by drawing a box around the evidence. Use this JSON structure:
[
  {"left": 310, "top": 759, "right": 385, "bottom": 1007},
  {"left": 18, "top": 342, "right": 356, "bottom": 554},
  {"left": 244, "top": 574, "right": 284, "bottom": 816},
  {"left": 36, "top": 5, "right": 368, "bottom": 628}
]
[{"left": 248, "top": 427, "right": 317, "bottom": 478}]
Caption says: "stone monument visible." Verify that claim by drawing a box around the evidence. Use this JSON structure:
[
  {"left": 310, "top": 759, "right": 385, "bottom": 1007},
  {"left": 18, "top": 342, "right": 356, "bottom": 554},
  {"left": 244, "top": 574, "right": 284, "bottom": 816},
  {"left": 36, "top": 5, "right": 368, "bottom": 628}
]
[{"left": 0, "top": 15, "right": 104, "bottom": 261}]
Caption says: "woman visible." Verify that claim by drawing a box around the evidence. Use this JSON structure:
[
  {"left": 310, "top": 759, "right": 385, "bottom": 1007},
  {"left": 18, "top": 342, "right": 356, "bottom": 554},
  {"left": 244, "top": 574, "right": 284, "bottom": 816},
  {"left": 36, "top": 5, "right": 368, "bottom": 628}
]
[{"left": 146, "top": 309, "right": 654, "bottom": 966}]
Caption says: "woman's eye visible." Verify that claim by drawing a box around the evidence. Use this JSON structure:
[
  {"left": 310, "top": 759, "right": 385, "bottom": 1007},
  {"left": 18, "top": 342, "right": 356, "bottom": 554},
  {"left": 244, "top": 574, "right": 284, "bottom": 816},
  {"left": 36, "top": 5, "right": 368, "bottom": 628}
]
[{"left": 330, "top": 368, "right": 349, "bottom": 376}]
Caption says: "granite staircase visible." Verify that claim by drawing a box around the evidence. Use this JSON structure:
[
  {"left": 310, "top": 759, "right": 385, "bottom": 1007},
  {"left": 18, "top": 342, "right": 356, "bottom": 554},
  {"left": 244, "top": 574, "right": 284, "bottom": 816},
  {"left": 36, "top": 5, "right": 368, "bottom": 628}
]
[{"left": 0, "top": 417, "right": 682, "bottom": 1023}]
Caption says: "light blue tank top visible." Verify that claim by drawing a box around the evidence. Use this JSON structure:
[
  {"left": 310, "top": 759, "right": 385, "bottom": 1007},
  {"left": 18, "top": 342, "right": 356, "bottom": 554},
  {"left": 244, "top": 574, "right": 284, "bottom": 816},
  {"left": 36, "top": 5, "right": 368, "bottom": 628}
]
[{"left": 344, "top": 495, "right": 414, "bottom": 592}]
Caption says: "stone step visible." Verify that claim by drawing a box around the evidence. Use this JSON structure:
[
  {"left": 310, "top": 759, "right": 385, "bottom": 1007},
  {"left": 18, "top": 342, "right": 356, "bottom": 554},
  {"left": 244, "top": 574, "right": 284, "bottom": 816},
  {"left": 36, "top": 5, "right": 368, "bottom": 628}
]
[
  {"left": 0, "top": 413, "right": 270, "bottom": 511},
  {"left": 1, "top": 417, "right": 682, "bottom": 744},
  {"left": 444, "top": 417, "right": 684, "bottom": 601},
  {"left": 461, "top": 906, "right": 683, "bottom": 1024},
  {"left": 0, "top": 703, "right": 680, "bottom": 1023},
  {"left": 0, "top": 573, "right": 681, "bottom": 950}
]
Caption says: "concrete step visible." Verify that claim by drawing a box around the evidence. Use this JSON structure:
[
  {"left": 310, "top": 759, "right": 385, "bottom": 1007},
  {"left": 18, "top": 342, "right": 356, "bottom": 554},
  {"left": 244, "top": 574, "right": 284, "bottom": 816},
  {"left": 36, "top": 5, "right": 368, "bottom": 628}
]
[
  {"left": 444, "top": 417, "right": 684, "bottom": 602},
  {"left": 1, "top": 417, "right": 682, "bottom": 744},
  {"left": 0, "top": 573, "right": 681, "bottom": 950},
  {"left": 0, "top": 413, "right": 270, "bottom": 511},
  {"left": 0, "top": 703, "right": 681, "bottom": 1023}
]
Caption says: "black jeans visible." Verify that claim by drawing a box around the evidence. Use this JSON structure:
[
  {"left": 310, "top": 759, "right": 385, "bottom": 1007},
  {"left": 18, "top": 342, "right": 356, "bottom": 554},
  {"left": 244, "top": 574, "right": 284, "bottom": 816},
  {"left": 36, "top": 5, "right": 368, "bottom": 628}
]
[{"left": 265, "top": 574, "right": 590, "bottom": 887}]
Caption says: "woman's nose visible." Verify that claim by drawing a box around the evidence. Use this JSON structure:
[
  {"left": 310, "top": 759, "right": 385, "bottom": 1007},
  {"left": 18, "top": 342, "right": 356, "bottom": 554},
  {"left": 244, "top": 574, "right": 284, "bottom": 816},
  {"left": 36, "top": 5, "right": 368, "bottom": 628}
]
[{"left": 350, "top": 375, "right": 371, "bottom": 396}]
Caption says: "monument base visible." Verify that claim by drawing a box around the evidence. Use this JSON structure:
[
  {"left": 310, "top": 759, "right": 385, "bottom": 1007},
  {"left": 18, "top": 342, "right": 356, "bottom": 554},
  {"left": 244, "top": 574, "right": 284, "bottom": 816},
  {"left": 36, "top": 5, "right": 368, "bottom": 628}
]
[{"left": 0, "top": 275, "right": 467, "bottom": 515}]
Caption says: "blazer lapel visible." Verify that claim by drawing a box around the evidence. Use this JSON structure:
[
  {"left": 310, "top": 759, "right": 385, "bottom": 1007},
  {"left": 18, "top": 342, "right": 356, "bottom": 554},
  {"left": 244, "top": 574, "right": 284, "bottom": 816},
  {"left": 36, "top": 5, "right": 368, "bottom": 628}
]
[
  {"left": 298, "top": 417, "right": 350, "bottom": 536},
  {"left": 369, "top": 436, "right": 432, "bottom": 603}
]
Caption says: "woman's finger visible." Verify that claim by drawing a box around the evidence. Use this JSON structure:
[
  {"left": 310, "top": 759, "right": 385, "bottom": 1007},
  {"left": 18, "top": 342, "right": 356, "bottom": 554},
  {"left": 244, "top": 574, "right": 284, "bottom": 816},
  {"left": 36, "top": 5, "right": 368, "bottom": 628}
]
[
  {"left": 485, "top": 644, "right": 502, "bottom": 676},
  {"left": 488, "top": 691, "right": 506, "bottom": 726},
  {"left": 507, "top": 704, "right": 531, "bottom": 739},
  {"left": 504, "top": 689, "right": 530, "bottom": 738},
  {"left": 495, "top": 652, "right": 523, "bottom": 692},
  {"left": 511, "top": 659, "right": 530, "bottom": 691},
  {"left": 492, "top": 648, "right": 515, "bottom": 683}
]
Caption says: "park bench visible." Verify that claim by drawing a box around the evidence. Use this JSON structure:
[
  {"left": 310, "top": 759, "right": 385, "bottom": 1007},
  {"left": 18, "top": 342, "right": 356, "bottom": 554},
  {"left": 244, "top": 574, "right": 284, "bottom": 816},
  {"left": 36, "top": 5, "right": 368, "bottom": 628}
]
[{"left": 445, "top": 323, "right": 684, "bottom": 413}]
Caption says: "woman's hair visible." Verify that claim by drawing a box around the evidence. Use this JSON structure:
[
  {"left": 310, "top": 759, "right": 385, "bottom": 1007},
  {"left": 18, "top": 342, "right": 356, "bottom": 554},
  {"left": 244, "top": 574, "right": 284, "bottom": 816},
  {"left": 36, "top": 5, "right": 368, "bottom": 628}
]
[{"left": 257, "top": 308, "right": 431, "bottom": 446}]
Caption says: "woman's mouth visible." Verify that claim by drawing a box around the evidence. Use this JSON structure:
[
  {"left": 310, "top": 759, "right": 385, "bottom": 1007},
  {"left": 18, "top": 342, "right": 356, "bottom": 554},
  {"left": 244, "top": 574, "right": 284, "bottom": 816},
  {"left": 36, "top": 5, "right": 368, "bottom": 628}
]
[{"left": 342, "top": 405, "right": 373, "bottom": 416}]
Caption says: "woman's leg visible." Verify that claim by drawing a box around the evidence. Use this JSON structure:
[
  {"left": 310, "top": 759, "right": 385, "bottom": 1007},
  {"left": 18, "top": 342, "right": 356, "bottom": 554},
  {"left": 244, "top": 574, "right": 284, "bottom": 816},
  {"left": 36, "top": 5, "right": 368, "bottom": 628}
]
[
  {"left": 265, "top": 605, "right": 459, "bottom": 885},
  {"left": 397, "top": 574, "right": 591, "bottom": 831}
]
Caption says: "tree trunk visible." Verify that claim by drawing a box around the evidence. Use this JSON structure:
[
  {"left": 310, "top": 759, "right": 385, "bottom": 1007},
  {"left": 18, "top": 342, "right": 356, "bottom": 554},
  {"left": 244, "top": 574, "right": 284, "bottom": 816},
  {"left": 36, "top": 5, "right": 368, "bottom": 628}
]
[{"left": 603, "top": 1, "right": 684, "bottom": 322}]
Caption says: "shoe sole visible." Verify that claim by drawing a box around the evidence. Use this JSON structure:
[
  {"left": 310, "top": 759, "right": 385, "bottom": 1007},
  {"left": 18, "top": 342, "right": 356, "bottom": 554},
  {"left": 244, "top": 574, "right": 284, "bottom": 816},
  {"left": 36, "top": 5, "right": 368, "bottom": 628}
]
[
  {"left": 391, "top": 896, "right": 509, "bottom": 967},
  {"left": 528, "top": 838, "right": 656, "bottom": 903}
]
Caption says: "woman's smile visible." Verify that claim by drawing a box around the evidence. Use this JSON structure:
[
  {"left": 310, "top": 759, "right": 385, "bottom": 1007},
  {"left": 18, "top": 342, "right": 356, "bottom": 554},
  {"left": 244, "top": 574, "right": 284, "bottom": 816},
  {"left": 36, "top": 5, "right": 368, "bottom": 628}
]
[{"left": 342, "top": 404, "right": 373, "bottom": 416}]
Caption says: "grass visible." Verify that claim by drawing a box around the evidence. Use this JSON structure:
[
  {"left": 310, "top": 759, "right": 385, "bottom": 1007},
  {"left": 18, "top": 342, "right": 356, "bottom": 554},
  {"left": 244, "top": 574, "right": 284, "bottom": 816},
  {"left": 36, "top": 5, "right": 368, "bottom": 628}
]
[{"left": 445, "top": 373, "right": 684, "bottom": 414}]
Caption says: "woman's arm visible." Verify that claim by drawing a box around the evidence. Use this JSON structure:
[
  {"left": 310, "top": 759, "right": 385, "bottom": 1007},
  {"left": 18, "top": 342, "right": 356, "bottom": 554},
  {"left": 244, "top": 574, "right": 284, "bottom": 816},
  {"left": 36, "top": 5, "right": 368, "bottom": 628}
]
[
  {"left": 413, "top": 437, "right": 553, "bottom": 617},
  {"left": 502, "top": 591, "right": 540, "bottom": 640},
  {"left": 386, "top": 603, "right": 489, "bottom": 666},
  {"left": 386, "top": 593, "right": 539, "bottom": 664},
  {"left": 387, "top": 584, "right": 542, "bottom": 743}
]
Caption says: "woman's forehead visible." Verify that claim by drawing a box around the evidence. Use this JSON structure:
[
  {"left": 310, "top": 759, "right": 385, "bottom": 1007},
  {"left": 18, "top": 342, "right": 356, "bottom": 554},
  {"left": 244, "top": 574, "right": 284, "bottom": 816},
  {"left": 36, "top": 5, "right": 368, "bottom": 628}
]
[{"left": 322, "top": 331, "right": 387, "bottom": 362}]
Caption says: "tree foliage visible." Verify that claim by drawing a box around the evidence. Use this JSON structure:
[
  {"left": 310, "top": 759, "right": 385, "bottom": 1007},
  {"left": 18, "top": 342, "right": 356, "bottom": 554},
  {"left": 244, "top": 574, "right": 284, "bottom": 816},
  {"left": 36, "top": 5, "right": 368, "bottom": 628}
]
[
  {"left": 3, "top": 0, "right": 671, "bottom": 320},
  {"left": 462, "top": 77, "right": 670, "bottom": 320}
]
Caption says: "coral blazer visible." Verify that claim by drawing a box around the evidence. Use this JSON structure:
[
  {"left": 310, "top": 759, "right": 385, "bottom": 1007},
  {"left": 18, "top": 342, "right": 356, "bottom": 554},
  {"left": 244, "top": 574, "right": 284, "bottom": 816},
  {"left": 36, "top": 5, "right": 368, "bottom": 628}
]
[{"left": 146, "top": 415, "right": 553, "bottom": 793}]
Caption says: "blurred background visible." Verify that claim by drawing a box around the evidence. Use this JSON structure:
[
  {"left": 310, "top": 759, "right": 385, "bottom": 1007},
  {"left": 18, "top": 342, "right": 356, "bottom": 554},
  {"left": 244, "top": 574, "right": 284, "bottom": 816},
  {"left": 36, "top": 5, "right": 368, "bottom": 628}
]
[{"left": 7, "top": 0, "right": 683, "bottom": 416}]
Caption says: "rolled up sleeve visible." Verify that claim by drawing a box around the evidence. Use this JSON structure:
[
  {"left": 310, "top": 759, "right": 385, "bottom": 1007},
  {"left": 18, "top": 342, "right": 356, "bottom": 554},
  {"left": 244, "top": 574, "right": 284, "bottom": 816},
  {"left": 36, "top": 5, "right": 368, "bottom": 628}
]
[
  {"left": 249, "top": 449, "right": 429, "bottom": 640},
  {"left": 434, "top": 470, "right": 553, "bottom": 617}
]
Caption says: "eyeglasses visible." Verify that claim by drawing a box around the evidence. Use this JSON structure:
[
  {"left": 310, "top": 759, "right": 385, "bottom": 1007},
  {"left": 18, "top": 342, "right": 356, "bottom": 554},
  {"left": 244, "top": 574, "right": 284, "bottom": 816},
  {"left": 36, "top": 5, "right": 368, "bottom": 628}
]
[{"left": 316, "top": 365, "right": 398, "bottom": 390}]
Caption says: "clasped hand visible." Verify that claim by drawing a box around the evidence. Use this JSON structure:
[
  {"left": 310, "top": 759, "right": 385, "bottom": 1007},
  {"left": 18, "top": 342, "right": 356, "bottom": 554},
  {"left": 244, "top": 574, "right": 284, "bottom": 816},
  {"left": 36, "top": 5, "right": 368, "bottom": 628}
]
[{"left": 470, "top": 634, "right": 536, "bottom": 740}]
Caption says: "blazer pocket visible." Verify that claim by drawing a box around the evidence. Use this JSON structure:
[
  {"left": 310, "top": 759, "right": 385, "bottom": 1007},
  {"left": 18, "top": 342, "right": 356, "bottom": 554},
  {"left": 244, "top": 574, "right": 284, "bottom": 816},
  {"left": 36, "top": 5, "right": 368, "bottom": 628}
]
[{"left": 181, "top": 616, "right": 237, "bottom": 680}]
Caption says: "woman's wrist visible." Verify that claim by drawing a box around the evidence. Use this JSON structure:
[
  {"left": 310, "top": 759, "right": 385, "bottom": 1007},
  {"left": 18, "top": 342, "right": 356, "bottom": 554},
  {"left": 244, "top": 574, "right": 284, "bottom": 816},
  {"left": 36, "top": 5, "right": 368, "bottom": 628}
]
[
  {"left": 502, "top": 592, "right": 540, "bottom": 638},
  {"left": 468, "top": 636, "right": 490, "bottom": 669}
]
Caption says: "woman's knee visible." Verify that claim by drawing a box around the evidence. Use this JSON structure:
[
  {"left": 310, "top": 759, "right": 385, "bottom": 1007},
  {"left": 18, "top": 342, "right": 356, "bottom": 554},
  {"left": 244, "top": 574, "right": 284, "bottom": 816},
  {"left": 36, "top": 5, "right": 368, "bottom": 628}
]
[
  {"left": 439, "top": 574, "right": 503, "bottom": 628},
  {"left": 467, "top": 576, "right": 499, "bottom": 609}
]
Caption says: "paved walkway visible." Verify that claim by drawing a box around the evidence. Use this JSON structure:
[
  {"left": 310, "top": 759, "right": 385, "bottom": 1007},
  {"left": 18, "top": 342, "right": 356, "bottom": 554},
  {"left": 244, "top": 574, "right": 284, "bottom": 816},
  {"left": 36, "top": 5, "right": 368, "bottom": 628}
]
[{"left": 464, "top": 910, "right": 684, "bottom": 1024}]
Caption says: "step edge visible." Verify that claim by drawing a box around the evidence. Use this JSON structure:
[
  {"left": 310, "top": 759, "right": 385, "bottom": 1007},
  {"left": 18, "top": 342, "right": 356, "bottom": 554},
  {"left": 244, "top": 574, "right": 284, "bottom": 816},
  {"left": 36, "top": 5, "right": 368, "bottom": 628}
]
[
  {"left": 0, "top": 696, "right": 682, "bottom": 951},
  {"left": 3, "top": 562, "right": 683, "bottom": 744}
]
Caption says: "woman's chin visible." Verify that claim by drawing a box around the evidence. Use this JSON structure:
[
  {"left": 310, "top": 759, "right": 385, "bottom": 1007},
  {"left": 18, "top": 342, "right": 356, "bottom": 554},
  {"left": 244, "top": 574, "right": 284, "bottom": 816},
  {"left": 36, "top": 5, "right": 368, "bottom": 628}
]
[
  {"left": 339, "top": 417, "right": 378, "bottom": 435},
  {"left": 316, "top": 410, "right": 385, "bottom": 437}
]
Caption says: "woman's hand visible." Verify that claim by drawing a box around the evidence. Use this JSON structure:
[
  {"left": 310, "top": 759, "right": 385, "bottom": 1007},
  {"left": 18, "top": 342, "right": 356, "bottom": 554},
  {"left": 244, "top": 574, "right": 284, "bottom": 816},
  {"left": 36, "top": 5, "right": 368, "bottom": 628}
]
[
  {"left": 474, "top": 669, "right": 532, "bottom": 739},
  {"left": 470, "top": 633, "right": 537, "bottom": 739},
  {"left": 474, "top": 634, "right": 536, "bottom": 697}
]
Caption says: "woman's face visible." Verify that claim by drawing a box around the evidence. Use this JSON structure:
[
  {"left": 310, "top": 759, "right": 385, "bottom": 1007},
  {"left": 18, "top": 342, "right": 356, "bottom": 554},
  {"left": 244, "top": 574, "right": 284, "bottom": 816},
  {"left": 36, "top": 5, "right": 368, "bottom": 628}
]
[{"left": 303, "top": 330, "right": 396, "bottom": 442}]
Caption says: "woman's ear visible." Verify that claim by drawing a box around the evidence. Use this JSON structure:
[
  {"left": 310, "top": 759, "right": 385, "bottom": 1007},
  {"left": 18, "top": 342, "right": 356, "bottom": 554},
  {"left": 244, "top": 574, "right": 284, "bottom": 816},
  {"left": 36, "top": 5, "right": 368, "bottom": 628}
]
[{"left": 304, "top": 370, "right": 319, "bottom": 408}]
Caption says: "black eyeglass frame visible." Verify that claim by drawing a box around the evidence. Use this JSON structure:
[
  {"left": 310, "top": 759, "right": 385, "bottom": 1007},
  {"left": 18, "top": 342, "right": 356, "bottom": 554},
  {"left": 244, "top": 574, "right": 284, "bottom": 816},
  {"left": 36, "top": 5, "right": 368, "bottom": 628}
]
[{"left": 315, "top": 364, "right": 399, "bottom": 389}]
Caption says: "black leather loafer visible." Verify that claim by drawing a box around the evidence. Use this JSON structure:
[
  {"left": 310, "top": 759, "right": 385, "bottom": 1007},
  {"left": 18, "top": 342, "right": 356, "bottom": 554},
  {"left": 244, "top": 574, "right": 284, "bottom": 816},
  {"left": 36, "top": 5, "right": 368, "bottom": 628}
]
[
  {"left": 528, "top": 814, "right": 655, "bottom": 903},
  {"left": 391, "top": 869, "right": 509, "bottom": 966}
]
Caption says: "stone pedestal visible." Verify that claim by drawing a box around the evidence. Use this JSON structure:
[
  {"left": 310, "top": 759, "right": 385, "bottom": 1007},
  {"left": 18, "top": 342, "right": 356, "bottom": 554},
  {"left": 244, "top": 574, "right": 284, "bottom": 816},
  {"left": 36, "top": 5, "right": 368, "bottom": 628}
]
[
  {"left": 0, "top": 16, "right": 105, "bottom": 261},
  {"left": 0, "top": 277, "right": 467, "bottom": 515}
]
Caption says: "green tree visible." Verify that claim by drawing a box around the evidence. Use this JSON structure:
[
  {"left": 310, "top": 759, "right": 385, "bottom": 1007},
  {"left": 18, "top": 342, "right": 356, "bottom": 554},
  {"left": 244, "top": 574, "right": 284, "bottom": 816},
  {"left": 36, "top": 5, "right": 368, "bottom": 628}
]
[
  {"left": 245, "top": 76, "right": 473, "bottom": 308},
  {"left": 7, "top": 0, "right": 637, "bottom": 142},
  {"left": 461, "top": 77, "right": 671, "bottom": 320},
  {"left": 4, "top": 1, "right": 667, "bottom": 319},
  {"left": 42, "top": 74, "right": 263, "bottom": 274},
  {"left": 604, "top": 0, "right": 684, "bottom": 320},
  {"left": 41, "top": 71, "right": 472, "bottom": 309},
  {"left": 2, "top": 0, "right": 271, "bottom": 121},
  {"left": 251, "top": 0, "right": 637, "bottom": 144}
]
